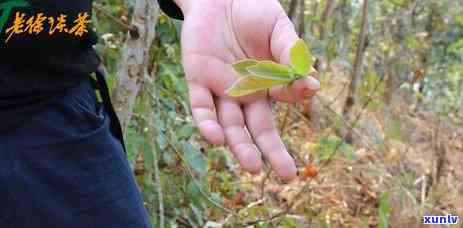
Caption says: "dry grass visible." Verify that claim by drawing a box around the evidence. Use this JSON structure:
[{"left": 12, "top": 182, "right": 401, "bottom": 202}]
[{"left": 222, "top": 63, "right": 463, "bottom": 227}]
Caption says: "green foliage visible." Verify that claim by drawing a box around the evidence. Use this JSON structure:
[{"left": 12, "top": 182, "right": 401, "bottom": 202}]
[
  {"left": 359, "top": 73, "right": 384, "bottom": 111},
  {"left": 378, "top": 192, "right": 391, "bottom": 228},
  {"left": 93, "top": 0, "right": 463, "bottom": 226},
  {"left": 290, "top": 39, "right": 314, "bottom": 75},
  {"left": 279, "top": 216, "right": 299, "bottom": 228},
  {"left": 313, "top": 137, "right": 355, "bottom": 163}
]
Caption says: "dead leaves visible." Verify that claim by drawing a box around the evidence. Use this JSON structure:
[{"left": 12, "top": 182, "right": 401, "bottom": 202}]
[
  {"left": 299, "top": 164, "right": 319, "bottom": 180},
  {"left": 411, "top": 69, "right": 426, "bottom": 84}
]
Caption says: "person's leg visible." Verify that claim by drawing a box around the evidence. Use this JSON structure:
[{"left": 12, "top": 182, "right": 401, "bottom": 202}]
[
  {"left": 0, "top": 133, "right": 15, "bottom": 227},
  {"left": 3, "top": 79, "right": 151, "bottom": 228}
]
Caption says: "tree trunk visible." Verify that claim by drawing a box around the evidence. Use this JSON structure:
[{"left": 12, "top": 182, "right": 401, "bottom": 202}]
[
  {"left": 315, "top": 0, "right": 336, "bottom": 72},
  {"left": 288, "top": 0, "right": 299, "bottom": 21},
  {"left": 339, "top": 0, "right": 350, "bottom": 54},
  {"left": 111, "top": 0, "right": 160, "bottom": 131},
  {"left": 319, "top": 0, "right": 335, "bottom": 41},
  {"left": 414, "top": 3, "right": 437, "bottom": 111},
  {"left": 297, "top": 0, "right": 306, "bottom": 37},
  {"left": 310, "top": 1, "right": 319, "bottom": 35},
  {"left": 342, "top": 0, "right": 369, "bottom": 143}
]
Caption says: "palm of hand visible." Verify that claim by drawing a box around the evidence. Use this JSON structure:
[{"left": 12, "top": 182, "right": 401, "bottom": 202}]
[{"left": 180, "top": 0, "right": 319, "bottom": 180}]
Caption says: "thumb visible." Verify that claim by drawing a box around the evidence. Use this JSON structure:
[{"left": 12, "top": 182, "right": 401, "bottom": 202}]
[
  {"left": 270, "top": 14, "right": 299, "bottom": 65},
  {"left": 269, "top": 14, "right": 320, "bottom": 102}
]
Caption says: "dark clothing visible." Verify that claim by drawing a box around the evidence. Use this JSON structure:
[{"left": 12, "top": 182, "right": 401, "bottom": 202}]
[
  {"left": 0, "top": 0, "right": 100, "bottom": 132},
  {"left": 0, "top": 0, "right": 182, "bottom": 227},
  {"left": 0, "top": 78, "right": 151, "bottom": 228},
  {"left": 159, "top": 0, "right": 183, "bottom": 20},
  {"left": 0, "top": 0, "right": 182, "bottom": 132}
]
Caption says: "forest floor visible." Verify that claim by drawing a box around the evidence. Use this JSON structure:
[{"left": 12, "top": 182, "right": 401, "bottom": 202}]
[{"left": 212, "top": 63, "right": 463, "bottom": 227}]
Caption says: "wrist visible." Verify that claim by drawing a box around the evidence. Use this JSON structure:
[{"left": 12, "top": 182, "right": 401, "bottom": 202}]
[
  {"left": 173, "top": 0, "right": 231, "bottom": 17},
  {"left": 172, "top": 0, "right": 193, "bottom": 15}
]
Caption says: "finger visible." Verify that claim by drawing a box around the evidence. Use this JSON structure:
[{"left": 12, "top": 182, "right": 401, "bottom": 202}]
[
  {"left": 188, "top": 82, "right": 225, "bottom": 145},
  {"left": 270, "top": 14, "right": 299, "bottom": 65},
  {"left": 243, "top": 100, "right": 297, "bottom": 180},
  {"left": 269, "top": 75, "right": 320, "bottom": 103},
  {"left": 216, "top": 98, "right": 263, "bottom": 174},
  {"left": 269, "top": 16, "right": 320, "bottom": 102},
  {"left": 183, "top": 54, "right": 236, "bottom": 97}
]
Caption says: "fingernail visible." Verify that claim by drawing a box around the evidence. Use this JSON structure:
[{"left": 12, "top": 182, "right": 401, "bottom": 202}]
[{"left": 307, "top": 76, "right": 320, "bottom": 91}]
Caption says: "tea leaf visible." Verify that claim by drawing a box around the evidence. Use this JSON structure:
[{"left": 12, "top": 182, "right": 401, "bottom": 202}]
[
  {"left": 227, "top": 39, "right": 315, "bottom": 97},
  {"left": 226, "top": 74, "right": 291, "bottom": 97},
  {"left": 290, "top": 39, "right": 313, "bottom": 76},
  {"left": 232, "top": 59, "right": 259, "bottom": 76},
  {"left": 247, "top": 61, "right": 294, "bottom": 79}
]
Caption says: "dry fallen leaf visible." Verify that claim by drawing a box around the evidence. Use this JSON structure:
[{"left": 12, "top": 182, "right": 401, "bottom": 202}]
[{"left": 300, "top": 164, "right": 319, "bottom": 180}]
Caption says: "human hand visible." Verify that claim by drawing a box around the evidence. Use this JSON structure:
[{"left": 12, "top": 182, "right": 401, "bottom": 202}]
[{"left": 174, "top": 0, "right": 320, "bottom": 180}]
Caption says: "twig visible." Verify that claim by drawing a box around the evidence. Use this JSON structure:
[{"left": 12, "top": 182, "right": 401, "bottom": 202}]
[
  {"left": 290, "top": 96, "right": 381, "bottom": 155},
  {"left": 280, "top": 104, "right": 293, "bottom": 133},
  {"left": 93, "top": 3, "right": 136, "bottom": 33},
  {"left": 152, "top": 112, "right": 165, "bottom": 228},
  {"left": 164, "top": 132, "right": 234, "bottom": 214},
  {"left": 328, "top": 83, "right": 348, "bottom": 107},
  {"left": 260, "top": 169, "right": 272, "bottom": 199},
  {"left": 153, "top": 90, "right": 240, "bottom": 215},
  {"left": 223, "top": 199, "right": 266, "bottom": 225},
  {"left": 156, "top": 209, "right": 193, "bottom": 227},
  {"left": 146, "top": 67, "right": 165, "bottom": 228},
  {"left": 150, "top": 85, "right": 236, "bottom": 221},
  {"left": 243, "top": 74, "right": 385, "bottom": 226},
  {"left": 421, "top": 175, "right": 426, "bottom": 210}
]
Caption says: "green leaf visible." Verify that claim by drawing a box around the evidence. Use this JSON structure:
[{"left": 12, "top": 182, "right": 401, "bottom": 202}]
[
  {"left": 142, "top": 142, "right": 154, "bottom": 169},
  {"left": 379, "top": 192, "right": 390, "bottom": 228},
  {"left": 176, "top": 123, "right": 196, "bottom": 140},
  {"left": 341, "top": 143, "right": 356, "bottom": 161},
  {"left": 279, "top": 216, "right": 298, "bottom": 228},
  {"left": 290, "top": 39, "right": 313, "bottom": 76},
  {"left": 247, "top": 61, "right": 294, "bottom": 79},
  {"left": 190, "top": 203, "right": 204, "bottom": 226},
  {"left": 183, "top": 143, "right": 207, "bottom": 175},
  {"left": 226, "top": 74, "right": 292, "bottom": 97},
  {"left": 449, "top": 38, "right": 463, "bottom": 53},
  {"left": 232, "top": 59, "right": 259, "bottom": 76},
  {"left": 186, "top": 181, "right": 202, "bottom": 203}
]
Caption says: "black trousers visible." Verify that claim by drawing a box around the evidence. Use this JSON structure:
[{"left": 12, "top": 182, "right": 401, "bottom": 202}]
[{"left": 0, "top": 77, "right": 152, "bottom": 228}]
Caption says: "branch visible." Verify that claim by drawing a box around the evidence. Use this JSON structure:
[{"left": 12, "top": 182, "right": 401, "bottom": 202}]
[
  {"left": 242, "top": 75, "right": 385, "bottom": 226},
  {"left": 288, "top": 0, "right": 299, "bottom": 21},
  {"left": 342, "top": 0, "right": 369, "bottom": 143},
  {"left": 93, "top": 3, "right": 135, "bottom": 33},
  {"left": 319, "top": 0, "right": 336, "bottom": 40}
]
